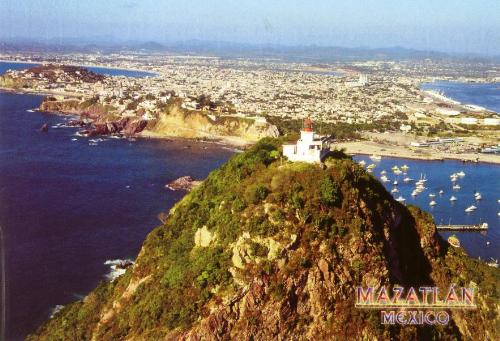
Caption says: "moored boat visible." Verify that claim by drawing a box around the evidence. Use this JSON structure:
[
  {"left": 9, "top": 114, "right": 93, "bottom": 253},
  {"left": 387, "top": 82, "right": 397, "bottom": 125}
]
[{"left": 448, "top": 235, "right": 460, "bottom": 248}]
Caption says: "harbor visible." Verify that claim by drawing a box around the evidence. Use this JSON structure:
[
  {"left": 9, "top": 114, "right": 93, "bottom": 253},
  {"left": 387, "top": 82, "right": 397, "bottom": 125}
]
[{"left": 353, "top": 154, "right": 499, "bottom": 262}]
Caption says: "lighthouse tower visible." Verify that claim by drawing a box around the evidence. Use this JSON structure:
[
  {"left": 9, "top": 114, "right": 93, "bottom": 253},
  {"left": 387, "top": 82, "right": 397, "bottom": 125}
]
[{"left": 282, "top": 118, "right": 330, "bottom": 163}]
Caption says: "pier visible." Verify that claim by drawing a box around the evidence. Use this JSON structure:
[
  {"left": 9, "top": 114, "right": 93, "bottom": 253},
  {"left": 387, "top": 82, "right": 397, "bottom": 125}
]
[{"left": 437, "top": 223, "right": 488, "bottom": 231}]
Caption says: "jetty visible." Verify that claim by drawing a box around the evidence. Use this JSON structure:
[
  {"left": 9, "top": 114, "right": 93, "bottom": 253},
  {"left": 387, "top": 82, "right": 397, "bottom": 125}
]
[{"left": 436, "top": 223, "right": 488, "bottom": 231}]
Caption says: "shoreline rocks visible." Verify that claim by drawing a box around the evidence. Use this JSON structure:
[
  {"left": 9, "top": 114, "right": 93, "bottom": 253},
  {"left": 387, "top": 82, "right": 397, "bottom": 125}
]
[{"left": 165, "top": 176, "right": 202, "bottom": 191}]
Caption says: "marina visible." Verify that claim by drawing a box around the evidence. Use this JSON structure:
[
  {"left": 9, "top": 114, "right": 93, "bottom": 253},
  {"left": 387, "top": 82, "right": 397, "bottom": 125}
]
[{"left": 353, "top": 154, "right": 499, "bottom": 262}]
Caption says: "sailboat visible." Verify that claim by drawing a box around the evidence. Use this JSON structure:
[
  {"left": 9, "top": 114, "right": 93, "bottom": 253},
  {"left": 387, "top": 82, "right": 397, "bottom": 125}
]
[{"left": 396, "top": 196, "right": 406, "bottom": 203}]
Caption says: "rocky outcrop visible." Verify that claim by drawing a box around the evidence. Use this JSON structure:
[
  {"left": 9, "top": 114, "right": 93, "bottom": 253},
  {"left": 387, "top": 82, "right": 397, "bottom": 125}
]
[
  {"left": 143, "top": 104, "right": 279, "bottom": 143},
  {"left": 39, "top": 97, "right": 148, "bottom": 137},
  {"left": 165, "top": 176, "right": 203, "bottom": 191},
  {"left": 38, "top": 97, "right": 279, "bottom": 143}
]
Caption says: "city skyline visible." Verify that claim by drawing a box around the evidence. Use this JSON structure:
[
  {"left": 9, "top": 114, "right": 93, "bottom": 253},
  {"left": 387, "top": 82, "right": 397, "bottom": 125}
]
[{"left": 1, "top": 0, "right": 500, "bottom": 56}]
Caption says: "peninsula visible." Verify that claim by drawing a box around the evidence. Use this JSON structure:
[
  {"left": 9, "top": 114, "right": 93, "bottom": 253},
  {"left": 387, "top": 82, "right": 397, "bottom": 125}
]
[{"left": 28, "top": 139, "right": 499, "bottom": 340}]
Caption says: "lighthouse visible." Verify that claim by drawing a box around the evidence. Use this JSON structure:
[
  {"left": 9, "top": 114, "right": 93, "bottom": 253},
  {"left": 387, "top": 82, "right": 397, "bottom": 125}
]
[{"left": 282, "top": 118, "right": 330, "bottom": 163}]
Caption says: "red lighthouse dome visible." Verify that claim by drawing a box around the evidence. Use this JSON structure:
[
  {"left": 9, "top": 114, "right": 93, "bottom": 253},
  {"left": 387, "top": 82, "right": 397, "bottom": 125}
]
[{"left": 303, "top": 118, "right": 313, "bottom": 132}]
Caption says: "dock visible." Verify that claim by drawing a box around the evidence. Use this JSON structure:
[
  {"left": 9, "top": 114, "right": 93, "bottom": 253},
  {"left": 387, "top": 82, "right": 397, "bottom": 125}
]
[{"left": 437, "top": 223, "right": 488, "bottom": 231}]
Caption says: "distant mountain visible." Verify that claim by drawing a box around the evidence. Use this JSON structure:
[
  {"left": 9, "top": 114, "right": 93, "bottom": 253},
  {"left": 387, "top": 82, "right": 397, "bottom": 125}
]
[{"left": 1, "top": 38, "right": 499, "bottom": 62}]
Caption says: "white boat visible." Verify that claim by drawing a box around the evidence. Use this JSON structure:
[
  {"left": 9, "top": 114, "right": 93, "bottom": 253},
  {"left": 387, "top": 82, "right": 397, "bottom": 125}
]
[
  {"left": 457, "top": 171, "right": 465, "bottom": 177},
  {"left": 450, "top": 174, "right": 458, "bottom": 182},
  {"left": 453, "top": 184, "right": 461, "bottom": 190},
  {"left": 380, "top": 170, "right": 387, "bottom": 175},
  {"left": 487, "top": 259, "right": 498, "bottom": 268},
  {"left": 401, "top": 165, "right": 409, "bottom": 172},
  {"left": 415, "top": 174, "right": 427, "bottom": 186},
  {"left": 439, "top": 190, "right": 444, "bottom": 195},
  {"left": 359, "top": 160, "right": 366, "bottom": 166},
  {"left": 391, "top": 165, "right": 400, "bottom": 171},
  {"left": 429, "top": 193, "right": 436, "bottom": 198},
  {"left": 448, "top": 235, "right": 460, "bottom": 248},
  {"left": 367, "top": 163, "right": 376, "bottom": 169},
  {"left": 403, "top": 177, "right": 413, "bottom": 183},
  {"left": 411, "top": 190, "right": 419, "bottom": 196},
  {"left": 380, "top": 175, "right": 390, "bottom": 183},
  {"left": 391, "top": 188, "right": 399, "bottom": 193},
  {"left": 393, "top": 180, "right": 398, "bottom": 186},
  {"left": 429, "top": 200, "right": 437, "bottom": 206},
  {"left": 415, "top": 186, "right": 425, "bottom": 193},
  {"left": 370, "top": 155, "right": 381, "bottom": 161},
  {"left": 474, "top": 192, "right": 482, "bottom": 200},
  {"left": 464, "top": 205, "right": 477, "bottom": 213},
  {"left": 396, "top": 196, "right": 406, "bottom": 203},
  {"left": 450, "top": 196, "right": 457, "bottom": 201},
  {"left": 393, "top": 169, "right": 403, "bottom": 175}
]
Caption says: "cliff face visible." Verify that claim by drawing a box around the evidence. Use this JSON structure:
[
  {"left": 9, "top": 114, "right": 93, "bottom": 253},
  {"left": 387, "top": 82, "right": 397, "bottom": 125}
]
[
  {"left": 0, "top": 74, "right": 28, "bottom": 89},
  {"left": 29, "top": 139, "right": 499, "bottom": 340},
  {"left": 38, "top": 97, "right": 279, "bottom": 143},
  {"left": 143, "top": 105, "right": 279, "bottom": 143}
]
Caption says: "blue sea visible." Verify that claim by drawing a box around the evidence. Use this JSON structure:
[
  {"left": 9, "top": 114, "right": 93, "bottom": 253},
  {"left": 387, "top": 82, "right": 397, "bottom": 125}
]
[
  {"left": 0, "top": 61, "right": 499, "bottom": 339},
  {"left": 0, "top": 89, "right": 232, "bottom": 339},
  {"left": 353, "top": 156, "right": 499, "bottom": 259},
  {"left": 421, "top": 81, "right": 500, "bottom": 113}
]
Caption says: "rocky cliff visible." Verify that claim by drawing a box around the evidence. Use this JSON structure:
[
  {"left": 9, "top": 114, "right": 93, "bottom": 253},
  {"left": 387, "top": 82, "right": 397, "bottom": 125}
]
[
  {"left": 142, "top": 104, "right": 279, "bottom": 144},
  {"left": 38, "top": 97, "right": 279, "bottom": 143},
  {"left": 28, "top": 139, "right": 499, "bottom": 340}
]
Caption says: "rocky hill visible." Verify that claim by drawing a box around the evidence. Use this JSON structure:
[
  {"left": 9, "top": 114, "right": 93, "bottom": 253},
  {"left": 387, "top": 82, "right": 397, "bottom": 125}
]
[
  {"left": 142, "top": 103, "right": 279, "bottom": 144},
  {"left": 0, "top": 64, "right": 104, "bottom": 89},
  {"left": 38, "top": 96, "right": 279, "bottom": 143},
  {"left": 28, "top": 139, "right": 499, "bottom": 340}
]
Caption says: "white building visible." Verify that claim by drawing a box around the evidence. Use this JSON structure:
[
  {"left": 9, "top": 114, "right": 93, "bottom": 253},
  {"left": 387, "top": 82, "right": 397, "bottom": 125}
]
[{"left": 283, "top": 119, "right": 330, "bottom": 163}]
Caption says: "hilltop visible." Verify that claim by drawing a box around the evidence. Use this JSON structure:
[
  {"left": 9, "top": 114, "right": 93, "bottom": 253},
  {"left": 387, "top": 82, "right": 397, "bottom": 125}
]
[{"left": 28, "top": 139, "right": 498, "bottom": 340}]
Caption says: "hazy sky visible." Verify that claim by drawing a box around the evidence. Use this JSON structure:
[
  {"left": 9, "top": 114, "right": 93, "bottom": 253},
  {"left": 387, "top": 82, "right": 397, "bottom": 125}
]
[{"left": 1, "top": 0, "right": 499, "bottom": 55}]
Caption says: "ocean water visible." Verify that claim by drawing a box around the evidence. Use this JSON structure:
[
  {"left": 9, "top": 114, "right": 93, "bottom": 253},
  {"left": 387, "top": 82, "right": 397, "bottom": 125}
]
[
  {"left": 354, "top": 156, "right": 500, "bottom": 261},
  {"left": 421, "top": 81, "right": 500, "bottom": 113},
  {"left": 0, "top": 92, "right": 233, "bottom": 340},
  {"left": 1, "top": 61, "right": 499, "bottom": 339},
  {"left": 0, "top": 61, "right": 154, "bottom": 78}
]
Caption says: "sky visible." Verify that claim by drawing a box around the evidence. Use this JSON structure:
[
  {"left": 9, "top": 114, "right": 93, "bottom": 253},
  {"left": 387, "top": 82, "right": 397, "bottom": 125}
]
[{"left": 1, "top": 0, "right": 499, "bottom": 55}]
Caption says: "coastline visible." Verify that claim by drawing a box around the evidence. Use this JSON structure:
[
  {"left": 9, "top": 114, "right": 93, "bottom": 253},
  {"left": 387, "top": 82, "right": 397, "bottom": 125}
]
[
  {"left": 138, "top": 130, "right": 251, "bottom": 148},
  {"left": 0, "top": 58, "right": 156, "bottom": 76},
  {"left": 336, "top": 140, "right": 500, "bottom": 165},
  {"left": 419, "top": 80, "right": 500, "bottom": 114},
  {"left": 0, "top": 86, "right": 82, "bottom": 98}
]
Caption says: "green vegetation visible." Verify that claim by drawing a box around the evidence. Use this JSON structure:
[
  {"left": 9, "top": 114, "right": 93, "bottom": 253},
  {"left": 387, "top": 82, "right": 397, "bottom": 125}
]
[{"left": 29, "top": 138, "right": 499, "bottom": 341}]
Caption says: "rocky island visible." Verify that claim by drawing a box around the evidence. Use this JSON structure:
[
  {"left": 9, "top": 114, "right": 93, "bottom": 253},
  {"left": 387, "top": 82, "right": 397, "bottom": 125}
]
[{"left": 28, "top": 139, "right": 499, "bottom": 340}]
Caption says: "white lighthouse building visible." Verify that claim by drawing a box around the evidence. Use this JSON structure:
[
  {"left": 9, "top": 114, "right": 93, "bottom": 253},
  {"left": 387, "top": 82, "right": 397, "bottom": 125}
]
[{"left": 282, "top": 118, "right": 330, "bottom": 163}]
